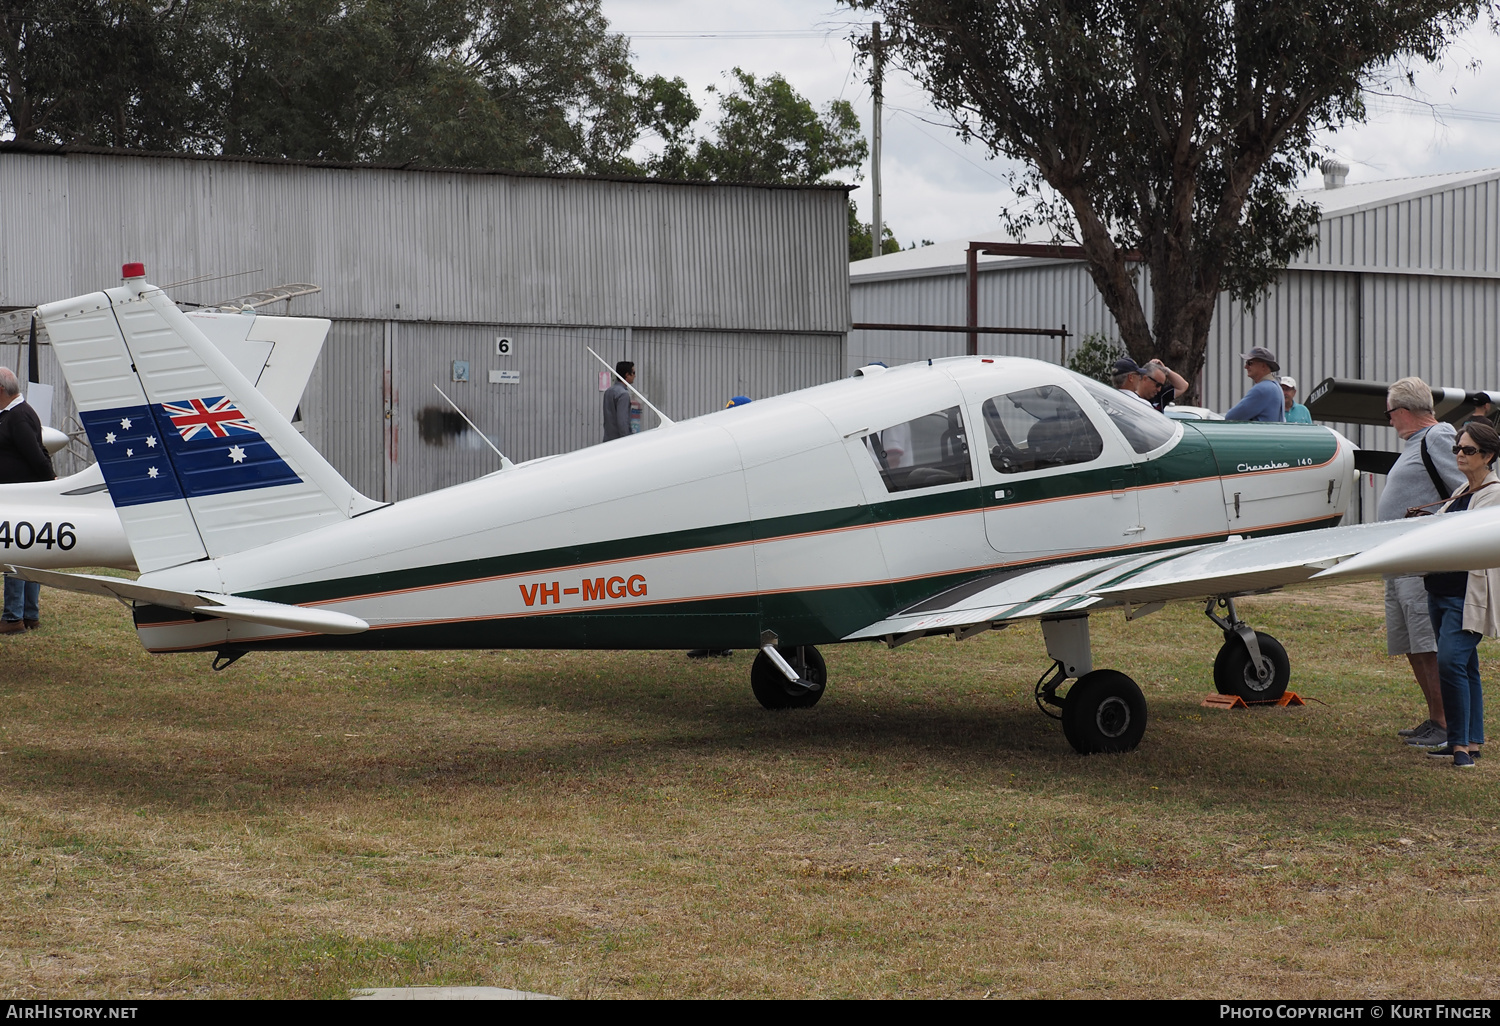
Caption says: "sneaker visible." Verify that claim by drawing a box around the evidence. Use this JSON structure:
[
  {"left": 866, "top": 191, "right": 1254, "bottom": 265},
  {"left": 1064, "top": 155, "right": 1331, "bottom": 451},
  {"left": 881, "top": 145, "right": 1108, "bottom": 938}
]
[
  {"left": 1426, "top": 745, "right": 1459, "bottom": 759},
  {"left": 1398, "top": 718, "right": 1437, "bottom": 738},
  {"left": 1454, "top": 751, "right": 1476, "bottom": 769},
  {"left": 1406, "top": 723, "right": 1449, "bottom": 748}
]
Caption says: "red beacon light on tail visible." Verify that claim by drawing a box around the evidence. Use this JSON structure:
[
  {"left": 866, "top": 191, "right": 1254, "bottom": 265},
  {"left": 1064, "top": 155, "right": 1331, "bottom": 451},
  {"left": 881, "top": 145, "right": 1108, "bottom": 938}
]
[{"left": 121, "top": 262, "right": 146, "bottom": 280}]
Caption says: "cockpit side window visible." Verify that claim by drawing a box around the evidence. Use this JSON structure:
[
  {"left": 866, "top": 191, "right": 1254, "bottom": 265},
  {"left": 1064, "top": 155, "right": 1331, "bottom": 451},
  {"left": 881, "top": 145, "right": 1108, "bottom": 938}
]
[
  {"left": 865, "top": 406, "right": 973, "bottom": 492},
  {"left": 981, "top": 385, "right": 1104, "bottom": 474},
  {"left": 1075, "top": 375, "right": 1179, "bottom": 454}
]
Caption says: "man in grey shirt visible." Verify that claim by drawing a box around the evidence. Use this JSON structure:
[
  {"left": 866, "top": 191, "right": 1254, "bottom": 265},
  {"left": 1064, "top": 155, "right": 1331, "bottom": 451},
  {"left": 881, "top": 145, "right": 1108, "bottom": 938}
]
[
  {"left": 602, "top": 361, "right": 635, "bottom": 441},
  {"left": 1377, "top": 376, "right": 1464, "bottom": 748}
]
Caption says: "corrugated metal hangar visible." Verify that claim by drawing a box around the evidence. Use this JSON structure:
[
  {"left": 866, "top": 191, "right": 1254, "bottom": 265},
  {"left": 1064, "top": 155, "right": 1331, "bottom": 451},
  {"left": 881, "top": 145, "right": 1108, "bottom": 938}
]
[
  {"left": 0, "top": 145, "right": 850, "bottom": 499},
  {"left": 850, "top": 167, "right": 1500, "bottom": 521}
]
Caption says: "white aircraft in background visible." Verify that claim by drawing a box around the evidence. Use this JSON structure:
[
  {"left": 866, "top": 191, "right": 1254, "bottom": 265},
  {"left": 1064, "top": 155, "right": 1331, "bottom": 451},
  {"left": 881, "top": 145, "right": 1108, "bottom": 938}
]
[
  {"left": 9, "top": 266, "right": 1456, "bottom": 754},
  {"left": 0, "top": 297, "right": 329, "bottom": 570}
]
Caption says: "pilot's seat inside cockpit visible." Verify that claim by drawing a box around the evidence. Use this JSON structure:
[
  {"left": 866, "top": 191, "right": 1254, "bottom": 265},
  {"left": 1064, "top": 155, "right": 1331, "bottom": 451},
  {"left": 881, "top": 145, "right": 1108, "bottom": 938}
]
[
  {"left": 984, "top": 385, "right": 1105, "bottom": 474},
  {"left": 1025, "top": 416, "right": 1080, "bottom": 470}
]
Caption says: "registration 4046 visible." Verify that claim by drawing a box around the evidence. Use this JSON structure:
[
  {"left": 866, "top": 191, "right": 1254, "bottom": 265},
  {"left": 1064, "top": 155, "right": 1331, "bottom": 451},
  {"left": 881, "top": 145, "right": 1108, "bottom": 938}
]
[{"left": 0, "top": 520, "right": 77, "bottom": 550}]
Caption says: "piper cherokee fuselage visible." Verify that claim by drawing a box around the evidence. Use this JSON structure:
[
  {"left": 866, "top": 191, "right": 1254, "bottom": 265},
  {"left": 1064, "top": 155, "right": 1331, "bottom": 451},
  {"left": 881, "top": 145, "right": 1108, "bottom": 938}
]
[
  {"left": 117, "top": 356, "right": 1351, "bottom": 655},
  {"left": 24, "top": 270, "right": 1408, "bottom": 754}
]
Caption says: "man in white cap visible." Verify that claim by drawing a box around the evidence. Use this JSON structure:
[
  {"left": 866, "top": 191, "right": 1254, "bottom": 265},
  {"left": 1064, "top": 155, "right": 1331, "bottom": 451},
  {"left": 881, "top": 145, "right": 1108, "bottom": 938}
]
[
  {"left": 1223, "top": 347, "right": 1285, "bottom": 422},
  {"left": 1281, "top": 376, "right": 1312, "bottom": 423}
]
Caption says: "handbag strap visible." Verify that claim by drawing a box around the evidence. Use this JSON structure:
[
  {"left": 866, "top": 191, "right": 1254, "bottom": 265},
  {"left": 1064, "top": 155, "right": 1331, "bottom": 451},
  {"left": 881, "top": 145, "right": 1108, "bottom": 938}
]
[
  {"left": 1419, "top": 433, "right": 1450, "bottom": 498},
  {"left": 1417, "top": 479, "right": 1500, "bottom": 515}
]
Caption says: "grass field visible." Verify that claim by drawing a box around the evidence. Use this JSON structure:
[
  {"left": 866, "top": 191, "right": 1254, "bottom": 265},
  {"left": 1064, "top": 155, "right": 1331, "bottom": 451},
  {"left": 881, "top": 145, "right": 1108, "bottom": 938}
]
[{"left": 2, "top": 580, "right": 1498, "bottom": 999}]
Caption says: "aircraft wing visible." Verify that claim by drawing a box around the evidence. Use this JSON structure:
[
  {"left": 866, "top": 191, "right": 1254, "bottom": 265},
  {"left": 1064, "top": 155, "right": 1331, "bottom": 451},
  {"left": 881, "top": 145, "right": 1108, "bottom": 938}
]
[
  {"left": 6, "top": 565, "right": 369, "bottom": 635},
  {"left": 1306, "top": 377, "right": 1498, "bottom": 427},
  {"left": 842, "top": 518, "right": 1438, "bottom": 645}
]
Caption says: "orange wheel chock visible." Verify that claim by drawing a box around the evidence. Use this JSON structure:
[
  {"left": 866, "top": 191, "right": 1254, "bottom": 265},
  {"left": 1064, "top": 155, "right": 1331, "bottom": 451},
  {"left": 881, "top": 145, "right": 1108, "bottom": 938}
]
[{"left": 1201, "top": 691, "right": 1306, "bottom": 710}]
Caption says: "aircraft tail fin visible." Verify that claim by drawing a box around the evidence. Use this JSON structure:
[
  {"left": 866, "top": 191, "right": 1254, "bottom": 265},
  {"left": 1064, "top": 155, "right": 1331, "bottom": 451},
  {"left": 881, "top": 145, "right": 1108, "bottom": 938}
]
[{"left": 35, "top": 266, "right": 382, "bottom": 573}]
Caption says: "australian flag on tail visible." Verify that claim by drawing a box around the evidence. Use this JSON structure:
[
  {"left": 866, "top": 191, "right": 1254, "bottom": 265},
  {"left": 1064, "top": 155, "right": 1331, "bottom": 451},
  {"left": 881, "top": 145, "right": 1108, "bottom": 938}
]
[{"left": 81, "top": 396, "right": 301, "bottom": 507}]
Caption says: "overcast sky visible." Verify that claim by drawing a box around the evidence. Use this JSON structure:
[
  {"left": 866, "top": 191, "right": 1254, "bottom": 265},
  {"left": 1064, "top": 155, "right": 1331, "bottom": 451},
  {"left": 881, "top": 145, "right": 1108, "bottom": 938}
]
[{"left": 601, "top": 1, "right": 1500, "bottom": 249}]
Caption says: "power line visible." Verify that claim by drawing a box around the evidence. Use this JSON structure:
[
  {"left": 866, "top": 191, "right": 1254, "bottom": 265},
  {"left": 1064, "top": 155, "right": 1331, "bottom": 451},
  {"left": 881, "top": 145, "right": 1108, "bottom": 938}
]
[
  {"left": 886, "top": 107, "right": 1011, "bottom": 185},
  {"left": 621, "top": 29, "right": 838, "bottom": 40},
  {"left": 1362, "top": 93, "right": 1500, "bottom": 124}
]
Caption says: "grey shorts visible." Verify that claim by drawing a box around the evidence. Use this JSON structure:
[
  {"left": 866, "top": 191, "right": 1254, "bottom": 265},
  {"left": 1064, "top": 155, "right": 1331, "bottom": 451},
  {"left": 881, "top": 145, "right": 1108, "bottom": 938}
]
[{"left": 1385, "top": 575, "right": 1436, "bottom": 656}]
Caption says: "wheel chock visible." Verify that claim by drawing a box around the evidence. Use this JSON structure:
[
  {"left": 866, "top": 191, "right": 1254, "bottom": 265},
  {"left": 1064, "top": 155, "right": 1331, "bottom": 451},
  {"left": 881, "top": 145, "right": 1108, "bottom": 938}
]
[
  {"left": 1201, "top": 691, "right": 1306, "bottom": 710},
  {"left": 1251, "top": 691, "right": 1306, "bottom": 707}
]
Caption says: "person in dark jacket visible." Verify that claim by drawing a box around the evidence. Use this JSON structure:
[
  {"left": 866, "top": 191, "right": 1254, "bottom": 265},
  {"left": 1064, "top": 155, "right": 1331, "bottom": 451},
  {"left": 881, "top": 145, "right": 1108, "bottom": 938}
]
[
  {"left": 0, "top": 367, "right": 56, "bottom": 633},
  {"left": 602, "top": 361, "right": 635, "bottom": 441}
]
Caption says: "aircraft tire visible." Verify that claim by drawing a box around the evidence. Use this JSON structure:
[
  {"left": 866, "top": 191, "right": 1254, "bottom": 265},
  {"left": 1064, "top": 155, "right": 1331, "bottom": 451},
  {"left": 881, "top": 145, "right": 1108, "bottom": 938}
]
[
  {"left": 751, "top": 645, "right": 826, "bottom": 710},
  {"left": 1212, "top": 632, "right": 1289, "bottom": 702},
  {"left": 1061, "top": 669, "right": 1148, "bottom": 754}
]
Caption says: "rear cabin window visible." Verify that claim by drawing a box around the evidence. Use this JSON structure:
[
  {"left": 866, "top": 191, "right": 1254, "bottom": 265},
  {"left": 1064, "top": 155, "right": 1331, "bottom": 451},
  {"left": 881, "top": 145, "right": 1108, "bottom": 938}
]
[
  {"left": 865, "top": 406, "right": 973, "bottom": 492},
  {"left": 981, "top": 385, "right": 1104, "bottom": 474},
  {"left": 1076, "top": 376, "right": 1179, "bottom": 454}
]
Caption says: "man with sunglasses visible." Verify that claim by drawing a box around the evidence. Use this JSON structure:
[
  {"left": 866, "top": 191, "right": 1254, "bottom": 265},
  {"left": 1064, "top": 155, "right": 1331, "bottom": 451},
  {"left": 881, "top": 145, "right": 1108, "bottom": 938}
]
[
  {"left": 1379, "top": 376, "right": 1465, "bottom": 749},
  {"left": 1135, "top": 357, "right": 1190, "bottom": 413}
]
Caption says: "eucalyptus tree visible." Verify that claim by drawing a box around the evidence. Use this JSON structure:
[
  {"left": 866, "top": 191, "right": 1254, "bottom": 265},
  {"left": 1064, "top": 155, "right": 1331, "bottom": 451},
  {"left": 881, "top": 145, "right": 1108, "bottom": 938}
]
[{"left": 850, "top": 0, "right": 1492, "bottom": 384}]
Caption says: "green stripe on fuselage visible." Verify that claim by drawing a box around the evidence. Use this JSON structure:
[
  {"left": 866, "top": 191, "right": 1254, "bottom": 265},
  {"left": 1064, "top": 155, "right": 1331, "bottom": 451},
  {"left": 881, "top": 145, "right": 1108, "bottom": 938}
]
[
  {"left": 191, "top": 512, "right": 1343, "bottom": 653},
  {"left": 245, "top": 486, "right": 983, "bottom": 607}
]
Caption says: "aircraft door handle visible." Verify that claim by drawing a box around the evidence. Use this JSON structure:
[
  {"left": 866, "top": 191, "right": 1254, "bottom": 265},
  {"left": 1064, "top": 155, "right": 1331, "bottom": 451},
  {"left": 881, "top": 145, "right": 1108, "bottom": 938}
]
[{"left": 1123, "top": 525, "right": 1146, "bottom": 535}]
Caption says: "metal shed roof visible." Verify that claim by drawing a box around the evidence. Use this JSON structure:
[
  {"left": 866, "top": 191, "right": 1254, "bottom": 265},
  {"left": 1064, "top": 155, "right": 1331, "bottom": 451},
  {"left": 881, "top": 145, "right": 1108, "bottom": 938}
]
[
  {"left": 851, "top": 166, "right": 1500, "bottom": 284},
  {"left": 0, "top": 146, "right": 853, "bottom": 333}
]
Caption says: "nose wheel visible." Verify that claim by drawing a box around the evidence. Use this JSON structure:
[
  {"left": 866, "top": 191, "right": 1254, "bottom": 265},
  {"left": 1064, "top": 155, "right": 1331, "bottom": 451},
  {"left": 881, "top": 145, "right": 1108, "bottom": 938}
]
[
  {"left": 1213, "top": 631, "right": 1289, "bottom": 701},
  {"left": 1206, "top": 596, "right": 1289, "bottom": 702}
]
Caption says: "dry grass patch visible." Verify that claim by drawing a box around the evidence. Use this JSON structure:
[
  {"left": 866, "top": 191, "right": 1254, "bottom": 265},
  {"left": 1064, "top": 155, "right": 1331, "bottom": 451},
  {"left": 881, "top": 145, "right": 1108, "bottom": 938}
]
[{"left": 2, "top": 581, "right": 1499, "bottom": 998}]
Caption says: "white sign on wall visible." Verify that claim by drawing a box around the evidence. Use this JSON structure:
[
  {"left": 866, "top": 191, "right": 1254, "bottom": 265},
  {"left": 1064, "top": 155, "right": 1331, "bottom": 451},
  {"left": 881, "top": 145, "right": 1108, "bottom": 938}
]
[{"left": 490, "top": 369, "right": 521, "bottom": 384}]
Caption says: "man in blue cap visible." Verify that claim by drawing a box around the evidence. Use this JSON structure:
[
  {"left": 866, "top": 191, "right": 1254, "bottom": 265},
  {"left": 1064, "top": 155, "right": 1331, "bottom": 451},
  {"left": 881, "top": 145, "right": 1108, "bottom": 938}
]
[
  {"left": 1223, "top": 347, "right": 1285, "bottom": 422},
  {"left": 1111, "top": 357, "right": 1154, "bottom": 406}
]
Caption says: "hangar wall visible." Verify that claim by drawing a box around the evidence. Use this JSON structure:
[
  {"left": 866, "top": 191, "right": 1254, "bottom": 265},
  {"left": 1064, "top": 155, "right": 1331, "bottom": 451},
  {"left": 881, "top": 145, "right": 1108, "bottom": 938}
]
[
  {"left": 0, "top": 146, "right": 849, "bottom": 497},
  {"left": 849, "top": 168, "right": 1500, "bottom": 522}
]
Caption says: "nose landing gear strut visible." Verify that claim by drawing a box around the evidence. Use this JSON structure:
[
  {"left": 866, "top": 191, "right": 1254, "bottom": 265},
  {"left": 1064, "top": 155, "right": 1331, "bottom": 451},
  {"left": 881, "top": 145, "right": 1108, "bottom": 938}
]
[{"left": 1206, "top": 596, "right": 1290, "bottom": 702}]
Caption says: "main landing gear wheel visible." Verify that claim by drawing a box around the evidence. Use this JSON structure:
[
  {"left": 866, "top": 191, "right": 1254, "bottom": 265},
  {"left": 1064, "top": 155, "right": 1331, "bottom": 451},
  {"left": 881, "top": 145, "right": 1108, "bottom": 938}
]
[
  {"left": 1061, "top": 669, "right": 1148, "bottom": 754},
  {"left": 751, "top": 645, "right": 826, "bottom": 710},
  {"left": 1213, "top": 631, "right": 1289, "bottom": 702}
]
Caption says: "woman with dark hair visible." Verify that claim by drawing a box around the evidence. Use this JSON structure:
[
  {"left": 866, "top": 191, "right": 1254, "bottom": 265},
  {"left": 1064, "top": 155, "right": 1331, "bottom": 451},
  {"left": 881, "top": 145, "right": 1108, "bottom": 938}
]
[{"left": 1423, "top": 420, "right": 1500, "bottom": 768}]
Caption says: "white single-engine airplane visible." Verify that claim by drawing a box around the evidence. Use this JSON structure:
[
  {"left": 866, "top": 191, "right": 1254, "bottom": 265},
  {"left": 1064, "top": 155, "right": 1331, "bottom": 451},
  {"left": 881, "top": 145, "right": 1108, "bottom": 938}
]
[{"left": 9, "top": 266, "right": 1457, "bottom": 754}]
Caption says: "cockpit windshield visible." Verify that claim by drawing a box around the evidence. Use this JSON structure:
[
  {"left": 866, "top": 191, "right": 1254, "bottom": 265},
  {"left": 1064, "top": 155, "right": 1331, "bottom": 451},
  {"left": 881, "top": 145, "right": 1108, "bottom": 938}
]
[{"left": 1075, "top": 375, "right": 1179, "bottom": 454}]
